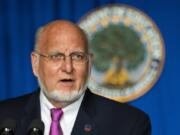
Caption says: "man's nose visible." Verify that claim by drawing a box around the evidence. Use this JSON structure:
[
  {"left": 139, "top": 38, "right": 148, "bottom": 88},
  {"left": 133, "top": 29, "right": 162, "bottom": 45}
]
[{"left": 60, "top": 56, "right": 73, "bottom": 73}]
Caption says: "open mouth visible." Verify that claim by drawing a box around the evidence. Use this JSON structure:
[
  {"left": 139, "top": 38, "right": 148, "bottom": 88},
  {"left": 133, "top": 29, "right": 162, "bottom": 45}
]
[
  {"left": 60, "top": 79, "right": 74, "bottom": 83},
  {"left": 58, "top": 79, "right": 75, "bottom": 87}
]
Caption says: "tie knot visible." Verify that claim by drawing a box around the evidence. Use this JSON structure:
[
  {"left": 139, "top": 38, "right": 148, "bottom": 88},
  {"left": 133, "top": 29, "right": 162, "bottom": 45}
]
[{"left": 51, "top": 108, "right": 63, "bottom": 122}]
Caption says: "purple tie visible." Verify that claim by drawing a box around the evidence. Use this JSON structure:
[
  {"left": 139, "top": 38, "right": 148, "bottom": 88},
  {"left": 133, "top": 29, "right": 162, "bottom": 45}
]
[{"left": 49, "top": 108, "right": 63, "bottom": 135}]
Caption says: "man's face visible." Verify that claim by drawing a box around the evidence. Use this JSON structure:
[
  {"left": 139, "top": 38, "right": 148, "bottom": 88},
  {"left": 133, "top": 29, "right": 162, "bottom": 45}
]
[{"left": 31, "top": 22, "right": 91, "bottom": 105}]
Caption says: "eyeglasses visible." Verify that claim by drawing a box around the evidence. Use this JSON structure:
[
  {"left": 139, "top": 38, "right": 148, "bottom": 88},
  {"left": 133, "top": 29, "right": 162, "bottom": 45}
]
[{"left": 35, "top": 51, "right": 92, "bottom": 65}]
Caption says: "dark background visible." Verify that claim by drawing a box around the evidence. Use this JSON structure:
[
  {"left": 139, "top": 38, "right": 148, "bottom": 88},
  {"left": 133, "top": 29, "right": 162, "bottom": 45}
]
[{"left": 0, "top": 0, "right": 179, "bottom": 135}]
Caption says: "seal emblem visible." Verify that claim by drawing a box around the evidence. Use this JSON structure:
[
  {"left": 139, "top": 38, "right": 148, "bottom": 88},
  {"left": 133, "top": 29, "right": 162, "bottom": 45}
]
[{"left": 79, "top": 4, "right": 165, "bottom": 102}]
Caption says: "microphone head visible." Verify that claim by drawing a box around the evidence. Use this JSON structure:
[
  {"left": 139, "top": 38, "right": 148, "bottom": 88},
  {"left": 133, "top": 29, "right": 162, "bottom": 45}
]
[
  {"left": 0, "top": 118, "right": 16, "bottom": 135},
  {"left": 27, "top": 119, "right": 44, "bottom": 135}
]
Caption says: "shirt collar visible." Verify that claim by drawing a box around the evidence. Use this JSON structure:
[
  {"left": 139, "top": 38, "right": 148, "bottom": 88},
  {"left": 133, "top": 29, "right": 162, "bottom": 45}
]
[{"left": 40, "top": 90, "right": 84, "bottom": 115}]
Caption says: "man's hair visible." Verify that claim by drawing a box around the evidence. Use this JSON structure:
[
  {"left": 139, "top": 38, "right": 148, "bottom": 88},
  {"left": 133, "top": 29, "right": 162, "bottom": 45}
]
[{"left": 34, "top": 26, "right": 44, "bottom": 51}]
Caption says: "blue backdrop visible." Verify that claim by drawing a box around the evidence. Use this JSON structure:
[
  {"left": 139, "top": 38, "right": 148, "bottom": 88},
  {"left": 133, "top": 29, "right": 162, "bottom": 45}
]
[{"left": 0, "top": 0, "right": 179, "bottom": 135}]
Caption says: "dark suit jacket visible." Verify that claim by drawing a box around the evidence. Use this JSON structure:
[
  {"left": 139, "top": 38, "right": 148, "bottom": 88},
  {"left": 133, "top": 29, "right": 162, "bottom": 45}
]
[{"left": 0, "top": 89, "right": 151, "bottom": 135}]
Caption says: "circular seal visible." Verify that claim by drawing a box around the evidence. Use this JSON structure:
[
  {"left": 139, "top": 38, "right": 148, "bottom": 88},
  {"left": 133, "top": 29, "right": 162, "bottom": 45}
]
[{"left": 78, "top": 4, "right": 165, "bottom": 102}]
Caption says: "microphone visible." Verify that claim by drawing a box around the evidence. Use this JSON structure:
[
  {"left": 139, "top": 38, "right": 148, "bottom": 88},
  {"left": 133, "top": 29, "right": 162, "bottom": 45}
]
[
  {"left": 27, "top": 119, "right": 44, "bottom": 135},
  {"left": 0, "top": 118, "right": 16, "bottom": 135}
]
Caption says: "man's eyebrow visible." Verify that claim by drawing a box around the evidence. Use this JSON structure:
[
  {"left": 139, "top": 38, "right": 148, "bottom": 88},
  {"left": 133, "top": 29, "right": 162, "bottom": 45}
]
[{"left": 48, "top": 51, "right": 64, "bottom": 55}]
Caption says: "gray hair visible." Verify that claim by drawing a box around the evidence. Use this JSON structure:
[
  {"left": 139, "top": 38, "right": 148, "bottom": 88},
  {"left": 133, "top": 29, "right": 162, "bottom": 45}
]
[{"left": 34, "top": 26, "right": 44, "bottom": 51}]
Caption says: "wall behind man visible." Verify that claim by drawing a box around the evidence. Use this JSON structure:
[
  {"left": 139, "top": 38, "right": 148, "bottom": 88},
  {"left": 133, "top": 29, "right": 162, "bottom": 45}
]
[{"left": 0, "top": 0, "right": 179, "bottom": 135}]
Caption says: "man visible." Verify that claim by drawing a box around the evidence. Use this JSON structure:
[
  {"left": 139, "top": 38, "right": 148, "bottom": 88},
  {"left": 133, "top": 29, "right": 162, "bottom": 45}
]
[{"left": 0, "top": 20, "right": 151, "bottom": 135}]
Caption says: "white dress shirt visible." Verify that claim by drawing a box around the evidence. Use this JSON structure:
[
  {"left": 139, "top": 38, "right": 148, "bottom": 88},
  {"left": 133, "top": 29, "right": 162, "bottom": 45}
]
[{"left": 40, "top": 90, "right": 84, "bottom": 135}]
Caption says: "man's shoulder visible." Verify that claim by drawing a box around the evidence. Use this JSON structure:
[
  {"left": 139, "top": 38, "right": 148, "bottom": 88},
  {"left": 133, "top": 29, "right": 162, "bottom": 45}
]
[
  {"left": 86, "top": 89, "right": 149, "bottom": 119},
  {"left": 82, "top": 90, "right": 151, "bottom": 134},
  {"left": 0, "top": 90, "right": 39, "bottom": 111}
]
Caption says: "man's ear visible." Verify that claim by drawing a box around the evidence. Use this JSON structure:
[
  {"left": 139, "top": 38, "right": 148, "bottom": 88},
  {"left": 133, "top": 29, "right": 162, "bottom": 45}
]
[{"left": 31, "top": 52, "right": 39, "bottom": 77}]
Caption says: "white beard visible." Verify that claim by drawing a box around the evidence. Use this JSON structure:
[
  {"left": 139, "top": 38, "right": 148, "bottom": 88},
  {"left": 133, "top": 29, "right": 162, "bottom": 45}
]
[
  {"left": 44, "top": 88, "right": 85, "bottom": 103},
  {"left": 37, "top": 75, "right": 88, "bottom": 105}
]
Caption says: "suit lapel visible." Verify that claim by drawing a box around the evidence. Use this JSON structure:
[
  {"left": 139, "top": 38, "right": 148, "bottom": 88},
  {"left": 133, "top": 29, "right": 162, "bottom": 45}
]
[
  {"left": 71, "top": 90, "right": 98, "bottom": 135},
  {"left": 16, "top": 90, "right": 41, "bottom": 134}
]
